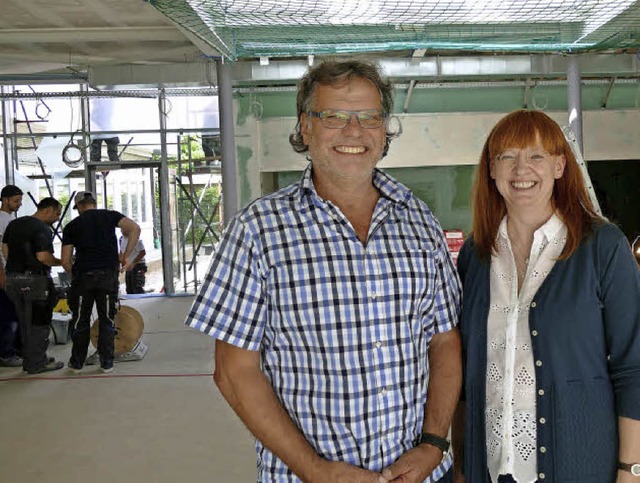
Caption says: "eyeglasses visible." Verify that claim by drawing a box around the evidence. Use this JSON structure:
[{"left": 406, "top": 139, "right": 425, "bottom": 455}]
[
  {"left": 307, "top": 109, "right": 388, "bottom": 129},
  {"left": 495, "top": 150, "right": 553, "bottom": 165}
]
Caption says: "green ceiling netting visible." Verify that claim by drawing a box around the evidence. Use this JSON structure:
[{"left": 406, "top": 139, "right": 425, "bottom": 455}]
[{"left": 149, "top": 0, "right": 640, "bottom": 60}]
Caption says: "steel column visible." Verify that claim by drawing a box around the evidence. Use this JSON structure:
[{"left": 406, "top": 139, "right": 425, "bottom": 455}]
[
  {"left": 80, "top": 84, "right": 96, "bottom": 194},
  {"left": 216, "top": 59, "right": 238, "bottom": 222},
  {"left": 158, "top": 88, "right": 175, "bottom": 294},
  {"left": 1, "top": 86, "right": 13, "bottom": 184},
  {"left": 567, "top": 56, "right": 584, "bottom": 154}
]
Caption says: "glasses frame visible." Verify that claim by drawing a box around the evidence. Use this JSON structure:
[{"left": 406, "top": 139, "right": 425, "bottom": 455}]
[
  {"left": 307, "top": 109, "right": 388, "bottom": 129},
  {"left": 494, "top": 149, "right": 554, "bottom": 166}
]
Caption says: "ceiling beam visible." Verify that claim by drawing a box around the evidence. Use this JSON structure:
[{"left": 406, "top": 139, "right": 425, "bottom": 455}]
[
  {"left": 0, "top": 27, "right": 186, "bottom": 43},
  {"left": 5, "top": 53, "right": 638, "bottom": 88}
]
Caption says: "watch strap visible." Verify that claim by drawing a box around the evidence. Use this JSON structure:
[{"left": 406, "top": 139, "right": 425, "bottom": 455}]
[
  {"left": 417, "top": 432, "right": 450, "bottom": 453},
  {"left": 618, "top": 462, "right": 640, "bottom": 476}
]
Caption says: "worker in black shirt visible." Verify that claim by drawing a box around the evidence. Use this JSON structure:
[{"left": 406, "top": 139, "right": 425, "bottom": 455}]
[
  {"left": 2, "top": 197, "right": 63, "bottom": 374},
  {"left": 0, "top": 184, "right": 24, "bottom": 368},
  {"left": 62, "top": 191, "right": 140, "bottom": 374}
]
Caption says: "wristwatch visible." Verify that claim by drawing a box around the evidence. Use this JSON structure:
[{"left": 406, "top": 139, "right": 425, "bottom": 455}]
[
  {"left": 618, "top": 462, "right": 640, "bottom": 476},
  {"left": 417, "top": 432, "right": 450, "bottom": 453}
]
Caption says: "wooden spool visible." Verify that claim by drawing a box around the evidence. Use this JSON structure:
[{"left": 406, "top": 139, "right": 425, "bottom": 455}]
[{"left": 90, "top": 305, "right": 144, "bottom": 354}]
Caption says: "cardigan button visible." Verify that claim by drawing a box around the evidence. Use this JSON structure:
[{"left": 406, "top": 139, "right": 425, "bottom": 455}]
[
  {"left": 539, "top": 417, "right": 546, "bottom": 424},
  {"left": 539, "top": 473, "right": 546, "bottom": 479},
  {"left": 536, "top": 360, "right": 542, "bottom": 367},
  {"left": 538, "top": 389, "right": 545, "bottom": 396},
  {"left": 540, "top": 446, "right": 547, "bottom": 453},
  {"left": 531, "top": 330, "right": 538, "bottom": 336},
  {"left": 530, "top": 301, "right": 537, "bottom": 308}
]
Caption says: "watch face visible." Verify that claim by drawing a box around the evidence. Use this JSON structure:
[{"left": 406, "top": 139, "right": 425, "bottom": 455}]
[{"left": 632, "top": 464, "right": 640, "bottom": 476}]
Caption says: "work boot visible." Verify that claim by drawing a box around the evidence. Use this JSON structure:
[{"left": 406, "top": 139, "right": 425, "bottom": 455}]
[
  {"left": 0, "top": 355, "right": 23, "bottom": 367},
  {"left": 85, "top": 352, "right": 99, "bottom": 366},
  {"left": 67, "top": 359, "right": 83, "bottom": 374},
  {"left": 26, "top": 359, "right": 64, "bottom": 375}
]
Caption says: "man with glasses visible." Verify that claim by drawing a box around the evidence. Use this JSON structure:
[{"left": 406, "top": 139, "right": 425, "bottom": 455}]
[{"left": 185, "top": 60, "right": 462, "bottom": 483}]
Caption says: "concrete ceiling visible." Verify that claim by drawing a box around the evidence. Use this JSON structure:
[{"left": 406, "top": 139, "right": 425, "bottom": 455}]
[
  {"left": 1, "top": 0, "right": 638, "bottom": 89},
  {"left": 0, "top": 0, "right": 210, "bottom": 79}
]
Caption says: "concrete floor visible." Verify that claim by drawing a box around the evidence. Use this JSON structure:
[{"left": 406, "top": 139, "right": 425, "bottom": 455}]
[{"left": 0, "top": 296, "right": 256, "bottom": 483}]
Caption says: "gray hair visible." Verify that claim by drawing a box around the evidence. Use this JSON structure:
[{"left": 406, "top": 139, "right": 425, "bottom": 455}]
[{"left": 289, "top": 60, "right": 398, "bottom": 158}]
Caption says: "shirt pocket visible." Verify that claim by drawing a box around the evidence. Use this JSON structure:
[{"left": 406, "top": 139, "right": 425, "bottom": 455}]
[{"left": 383, "top": 247, "right": 438, "bottom": 326}]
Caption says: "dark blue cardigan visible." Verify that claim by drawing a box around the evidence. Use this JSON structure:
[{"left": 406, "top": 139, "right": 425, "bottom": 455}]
[{"left": 457, "top": 223, "right": 640, "bottom": 483}]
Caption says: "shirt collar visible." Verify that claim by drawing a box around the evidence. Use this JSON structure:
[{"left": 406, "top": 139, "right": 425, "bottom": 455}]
[
  {"left": 298, "top": 162, "right": 412, "bottom": 208},
  {"left": 498, "top": 212, "right": 565, "bottom": 242}
]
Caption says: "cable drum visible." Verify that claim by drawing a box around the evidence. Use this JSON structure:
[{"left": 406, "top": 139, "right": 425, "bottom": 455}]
[{"left": 91, "top": 305, "right": 144, "bottom": 354}]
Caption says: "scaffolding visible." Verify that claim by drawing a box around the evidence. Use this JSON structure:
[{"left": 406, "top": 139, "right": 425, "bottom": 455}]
[
  {"left": 0, "top": 86, "right": 222, "bottom": 296},
  {"left": 175, "top": 133, "right": 222, "bottom": 293}
]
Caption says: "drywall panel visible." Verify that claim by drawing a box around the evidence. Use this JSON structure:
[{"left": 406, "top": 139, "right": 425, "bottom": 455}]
[{"left": 583, "top": 110, "right": 640, "bottom": 161}]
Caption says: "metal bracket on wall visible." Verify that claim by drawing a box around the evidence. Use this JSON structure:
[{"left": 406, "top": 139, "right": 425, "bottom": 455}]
[{"left": 602, "top": 77, "right": 616, "bottom": 109}]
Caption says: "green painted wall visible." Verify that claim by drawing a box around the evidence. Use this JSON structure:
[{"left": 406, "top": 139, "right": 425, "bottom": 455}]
[
  {"left": 236, "top": 146, "right": 254, "bottom": 207},
  {"left": 274, "top": 160, "right": 640, "bottom": 242},
  {"left": 389, "top": 166, "right": 475, "bottom": 232},
  {"left": 250, "top": 83, "right": 640, "bottom": 117},
  {"left": 273, "top": 165, "right": 476, "bottom": 234},
  {"left": 396, "top": 84, "right": 640, "bottom": 112}
]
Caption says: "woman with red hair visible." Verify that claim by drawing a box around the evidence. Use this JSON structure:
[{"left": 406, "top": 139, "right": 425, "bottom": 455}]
[{"left": 453, "top": 110, "right": 640, "bottom": 483}]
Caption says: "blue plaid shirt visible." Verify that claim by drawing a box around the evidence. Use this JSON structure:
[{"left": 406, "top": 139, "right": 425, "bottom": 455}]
[{"left": 186, "top": 165, "right": 461, "bottom": 482}]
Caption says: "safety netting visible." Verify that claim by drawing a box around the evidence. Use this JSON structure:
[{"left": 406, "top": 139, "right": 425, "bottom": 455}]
[{"left": 148, "top": 0, "right": 640, "bottom": 60}]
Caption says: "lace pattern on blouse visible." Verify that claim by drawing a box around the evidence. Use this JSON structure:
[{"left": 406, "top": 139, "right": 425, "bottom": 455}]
[{"left": 486, "top": 214, "right": 567, "bottom": 483}]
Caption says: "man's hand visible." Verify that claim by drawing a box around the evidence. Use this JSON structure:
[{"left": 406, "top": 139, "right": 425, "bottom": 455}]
[
  {"left": 119, "top": 253, "right": 133, "bottom": 272},
  {"left": 379, "top": 444, "right": 443, "bottom": 483},
  {"left": 120, "top": 260, "right": 133, "bottom": 273},
  {"left": 307, "top": 460, "right": 382, "bottom": 483}
]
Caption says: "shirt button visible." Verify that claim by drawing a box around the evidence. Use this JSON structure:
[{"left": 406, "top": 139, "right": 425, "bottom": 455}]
[
  {"left": 538, "top": 389, "right": 545, "bottom": 396},
  {"left": 380, "top": 387, "right": 387, "bottom": 395},
  {"left": 531, "top": 330, "right": 538, "bottom": 336},
  {"left": 371, "top": 293, "right": 377, "bottom": 300},
  {"left": 536, "top": 360, "right": 542, "bottom": 367},
  {"left": 375, "top": 341, "right": 382, "bottom": 348},
  {"left": 539, "top": 473, "right": 545, "bottom": 479},
  {"left": 531, "top": 302, "right": 537, "bottom": 308},
  {"left": 540, "top": 446, "right": 547, "bottom": 453},
  {"left": 539, "top": 417, "right": 546, "bottom": 424}
]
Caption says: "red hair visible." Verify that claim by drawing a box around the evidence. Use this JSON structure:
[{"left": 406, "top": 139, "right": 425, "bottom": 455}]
[{"left": 471, "top": 109, "right": 603, "bottom": 260}]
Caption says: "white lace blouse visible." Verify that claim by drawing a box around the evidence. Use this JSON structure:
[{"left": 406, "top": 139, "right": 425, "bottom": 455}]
[{"left": 486, "top": 214, "right": 567, "bottom": 483}]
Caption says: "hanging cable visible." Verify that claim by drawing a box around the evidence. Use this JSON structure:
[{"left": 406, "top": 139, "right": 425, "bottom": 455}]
[
  {"left": 62, "top": 129, "right": 88, "bottom": 168},
  {"left": 29, "top": 86, "right": 52, "bottom": 120}
]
